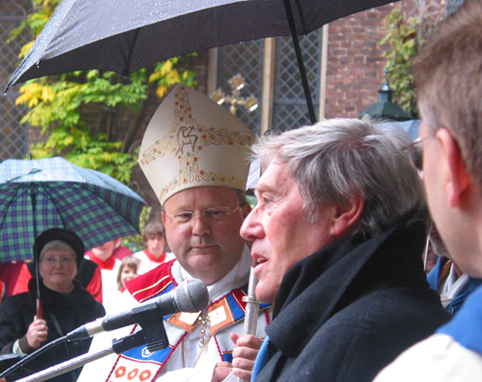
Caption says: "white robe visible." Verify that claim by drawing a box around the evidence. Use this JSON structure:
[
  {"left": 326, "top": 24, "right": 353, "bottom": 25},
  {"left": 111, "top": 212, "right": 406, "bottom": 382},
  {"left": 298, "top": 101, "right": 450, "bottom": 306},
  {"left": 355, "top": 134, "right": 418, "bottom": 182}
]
[{"left": 78, "top": 247, "right": 269, "bottom": 382}]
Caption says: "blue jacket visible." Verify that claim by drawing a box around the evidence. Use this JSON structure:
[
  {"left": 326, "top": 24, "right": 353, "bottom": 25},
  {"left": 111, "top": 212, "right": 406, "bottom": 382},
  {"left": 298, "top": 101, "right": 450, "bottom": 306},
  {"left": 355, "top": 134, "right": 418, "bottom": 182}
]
[{"left": 427, "top": 257, "right": 482, "bottom": 314}]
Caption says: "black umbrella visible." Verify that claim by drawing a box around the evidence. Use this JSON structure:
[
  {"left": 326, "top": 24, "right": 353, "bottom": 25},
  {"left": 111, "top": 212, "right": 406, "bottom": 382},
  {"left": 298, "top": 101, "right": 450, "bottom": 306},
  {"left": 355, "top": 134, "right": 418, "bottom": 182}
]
[{"left": 6, "top": 0, "right": 397, "bottom": 124}]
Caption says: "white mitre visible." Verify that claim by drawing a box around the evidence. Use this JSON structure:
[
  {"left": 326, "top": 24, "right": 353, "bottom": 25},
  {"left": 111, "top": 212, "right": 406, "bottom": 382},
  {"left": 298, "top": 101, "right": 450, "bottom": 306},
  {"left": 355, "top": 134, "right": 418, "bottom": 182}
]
[{"left": 139, "top": 84, "right": 255, "bottom": 205}]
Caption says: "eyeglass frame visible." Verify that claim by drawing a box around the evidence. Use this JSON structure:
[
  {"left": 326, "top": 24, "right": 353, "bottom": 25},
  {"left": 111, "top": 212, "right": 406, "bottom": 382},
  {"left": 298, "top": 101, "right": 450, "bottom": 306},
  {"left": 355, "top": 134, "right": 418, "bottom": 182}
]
[
  {"left": 40, "top": 256, "right": 76, "bottom": 266},
  {"left": 407, "top": 138, "right": 423, "bottom": 171},
  {"left": 406, "top": 136, "right": 434, "bottom": 171},
  {"left": 164, "top": 204, "right": 245, "bottom": 225}
]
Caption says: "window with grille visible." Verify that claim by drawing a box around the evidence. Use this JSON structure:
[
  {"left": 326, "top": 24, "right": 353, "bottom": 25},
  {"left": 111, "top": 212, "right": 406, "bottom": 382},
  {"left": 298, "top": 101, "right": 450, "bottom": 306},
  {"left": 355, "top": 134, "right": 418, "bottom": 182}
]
[
  {"left": 0, "top": 0, "right": 32, "bottom": 161},
  {"left": 213, "top": 28, "right": 324, "bottom": 136}
]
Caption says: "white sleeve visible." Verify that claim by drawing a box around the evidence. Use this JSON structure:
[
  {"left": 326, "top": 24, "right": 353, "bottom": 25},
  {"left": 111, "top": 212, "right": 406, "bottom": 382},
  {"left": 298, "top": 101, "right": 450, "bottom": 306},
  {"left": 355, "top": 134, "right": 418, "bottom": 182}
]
[
  {"left": 155, "top": 361, "right": 217, "bottom": 382},
  {"left": 77, "top": 291, "right": 139, "bottom": 382},
  {"left": 373, "top": 334, "right": 482, "bottom": 382}
]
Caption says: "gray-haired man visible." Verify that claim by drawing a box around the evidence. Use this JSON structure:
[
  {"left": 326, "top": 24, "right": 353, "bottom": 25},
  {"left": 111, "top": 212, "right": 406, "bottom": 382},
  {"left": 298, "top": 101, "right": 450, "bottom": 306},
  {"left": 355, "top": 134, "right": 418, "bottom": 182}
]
[{"left": 241, "top": 118, "right": 451, "bottom": 382}]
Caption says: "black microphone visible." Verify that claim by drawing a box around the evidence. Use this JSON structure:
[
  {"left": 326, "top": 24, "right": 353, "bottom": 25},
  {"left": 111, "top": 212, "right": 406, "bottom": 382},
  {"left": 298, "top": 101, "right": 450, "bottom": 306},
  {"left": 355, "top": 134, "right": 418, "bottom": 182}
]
[{"left": 67, "top": 279, "right": 209, "bottom": 340}]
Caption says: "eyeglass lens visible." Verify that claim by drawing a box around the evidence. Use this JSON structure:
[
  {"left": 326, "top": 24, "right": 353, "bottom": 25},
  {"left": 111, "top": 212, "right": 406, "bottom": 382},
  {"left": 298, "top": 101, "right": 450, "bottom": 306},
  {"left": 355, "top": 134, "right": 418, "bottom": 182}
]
[{"left": 409, "top": 139, "right": 423, "bottom": 171}]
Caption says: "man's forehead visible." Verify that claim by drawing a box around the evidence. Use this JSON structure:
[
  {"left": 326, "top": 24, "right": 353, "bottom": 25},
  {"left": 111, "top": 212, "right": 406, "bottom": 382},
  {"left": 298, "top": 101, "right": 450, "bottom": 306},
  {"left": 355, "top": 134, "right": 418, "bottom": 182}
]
[
  {"left": 255, "top": 160, "right": 292, "bottom": 194},
  {"left": 164, "top": 186, "right": 239, "bottom": 209}
]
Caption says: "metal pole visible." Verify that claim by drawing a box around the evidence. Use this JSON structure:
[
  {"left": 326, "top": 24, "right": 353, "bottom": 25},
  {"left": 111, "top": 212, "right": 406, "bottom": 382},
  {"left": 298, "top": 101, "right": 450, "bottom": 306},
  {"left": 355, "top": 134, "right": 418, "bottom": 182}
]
[
  {"left": 239, "top": 260, "right": 259, "bottom": 382},
  {"left": 283, "top": 0, "right": 317, "bottom": 125},
  {"left": 242, "top": 264, "right": 259, "bottom": 336},
  {"left": 29, "top": 182, "right": 43, "bottom": 319},
  {"left": 14, "top": 347, "right": 114, "bottom": 382},
  {"left": 11, "top": 329, "right": 148, "bottom": 382}
]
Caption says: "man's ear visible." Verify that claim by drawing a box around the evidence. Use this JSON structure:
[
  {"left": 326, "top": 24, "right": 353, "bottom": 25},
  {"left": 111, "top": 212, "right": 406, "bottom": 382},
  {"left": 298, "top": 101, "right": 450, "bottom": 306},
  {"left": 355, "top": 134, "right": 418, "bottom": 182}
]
[
  {"left": 436, "top": 128, "right": 471, "bottom": 208},
  {"left": 162, "top": 212, "right": 167, "bottom": 225},
  {"left": 330, "top": 197, "right": 365, "bottom": 237}
]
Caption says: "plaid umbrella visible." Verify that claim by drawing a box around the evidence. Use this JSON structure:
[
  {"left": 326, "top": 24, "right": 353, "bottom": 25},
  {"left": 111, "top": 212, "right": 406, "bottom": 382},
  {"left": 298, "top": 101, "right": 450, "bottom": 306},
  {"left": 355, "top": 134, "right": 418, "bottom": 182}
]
[{"left": 0, "top": 157, "right": 146, "bottom": 263}]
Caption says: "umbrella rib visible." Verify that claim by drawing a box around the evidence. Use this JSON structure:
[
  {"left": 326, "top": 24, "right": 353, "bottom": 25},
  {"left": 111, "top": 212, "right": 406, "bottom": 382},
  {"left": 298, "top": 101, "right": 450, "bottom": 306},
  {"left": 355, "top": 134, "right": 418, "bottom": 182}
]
[
  {"left": 282, "top": 0, "right": 316, "bottom": 124},
  {"left": 123, "top": 28, "right": 141, "bottom": 76},
  {"left": 43, "top": 183, "right": 69, "bottom": 229}
]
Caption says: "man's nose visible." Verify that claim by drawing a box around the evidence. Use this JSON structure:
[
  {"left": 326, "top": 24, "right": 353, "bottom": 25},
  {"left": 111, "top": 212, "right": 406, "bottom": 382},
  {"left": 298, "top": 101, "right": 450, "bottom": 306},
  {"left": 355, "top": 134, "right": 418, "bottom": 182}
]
[
  {"left": 240, "top": 206, "right": 262, "bottom": 240},
  {"left": 191, "top": 214, "right": 211, "bottom": 236}
]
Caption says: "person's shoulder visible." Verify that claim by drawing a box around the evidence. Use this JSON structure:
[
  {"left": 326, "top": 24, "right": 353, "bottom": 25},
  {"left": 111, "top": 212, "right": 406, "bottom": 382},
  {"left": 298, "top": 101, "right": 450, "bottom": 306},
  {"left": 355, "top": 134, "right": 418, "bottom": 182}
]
[
  {"left": 319, "top": 286, "right": 451, "bottom": 349},
  {"left": 113, "top": 245, "right": 133, "bottom": 260},
  {"left": 358, "top": 284, "right": 451, "bottom": 323},
  {"left": 126, "top": 259, "right": 176, "bottom": 302},
  {"left": 72, "top": 282, "right": 106, "bottom": 317},
  {"left": 94, "top": 300, "right": 106, "bottom": 318},
  {"left": 0, "top": 292, "right": 31, "bottom": 320},
  {"left": 132, "top": 250, "right": 146, "bottom": 260},
  {"left": 373, "top": 334, "right": 482, "bottom": 382},
  {"left": 1, "top": 291, "right": 29, "bottom": 307}
]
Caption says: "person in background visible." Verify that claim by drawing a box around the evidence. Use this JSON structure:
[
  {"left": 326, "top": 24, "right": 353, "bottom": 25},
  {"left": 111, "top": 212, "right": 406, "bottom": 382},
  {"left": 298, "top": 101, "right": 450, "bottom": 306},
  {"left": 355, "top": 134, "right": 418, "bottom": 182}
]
[
  {"left": 78, "top": 84, "right": 272, "bottom": 382},
  {"left": 85, "top": 238, "right": 133, "bottom": 262},
  {"left": 427, "top": 225, "right": 482, "bottom": 314},
  {"left": 241, "top": 118, "right": 451, "bottom": 382},
  {"left": 14, "top": 257, "right": 103, "bottom": 304},
  {"left": 422, "top": 238, "right": 439, "bottom": 274},
  {"left": 133, "top": 221, "right": 175, "bottom": 274},
  {"left": 0, "top": 280, "right": 5, "bottom": 306},
  {"left": 85, "top": 239, "right": 122, "bottom": 313},
  {"left": 116, "top": 255, "right": 140, "bottom": 292},
  {"left": 0, "top": 228, "right": 105, "bottom": 382},
  {"left": 0, "top": 262, "right": 31, "bottom": 298},
  {"left": 111, "top": 240, "right": 134, "bottom": 261},
  {"left": 374, "top": 1, "right": 482, "bottom": 380}
]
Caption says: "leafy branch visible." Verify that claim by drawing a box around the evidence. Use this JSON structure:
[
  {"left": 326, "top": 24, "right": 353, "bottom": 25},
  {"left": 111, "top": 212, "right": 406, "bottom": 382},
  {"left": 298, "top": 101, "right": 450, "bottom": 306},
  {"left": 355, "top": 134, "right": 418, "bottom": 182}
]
[
  {"left": 12, "top": 0, "right": 197, "bottom": 185},
  {"left": 381, "top": 1, "right": 446, "bottom": 116}
]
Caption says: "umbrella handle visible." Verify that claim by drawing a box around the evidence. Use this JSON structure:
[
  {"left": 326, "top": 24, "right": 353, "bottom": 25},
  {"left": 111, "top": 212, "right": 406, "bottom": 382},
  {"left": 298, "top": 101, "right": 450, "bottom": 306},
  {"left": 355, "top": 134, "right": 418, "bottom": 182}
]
[{"left": 36, "top": 299, "right": 43, "bottom": 319}]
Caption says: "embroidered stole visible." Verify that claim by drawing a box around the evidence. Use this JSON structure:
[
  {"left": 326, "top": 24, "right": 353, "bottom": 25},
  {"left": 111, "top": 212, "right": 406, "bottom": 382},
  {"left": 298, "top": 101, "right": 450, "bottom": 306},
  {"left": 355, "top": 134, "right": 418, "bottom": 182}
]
[{"left": 106, "top": 275, "right": 270, "bottom": 382}]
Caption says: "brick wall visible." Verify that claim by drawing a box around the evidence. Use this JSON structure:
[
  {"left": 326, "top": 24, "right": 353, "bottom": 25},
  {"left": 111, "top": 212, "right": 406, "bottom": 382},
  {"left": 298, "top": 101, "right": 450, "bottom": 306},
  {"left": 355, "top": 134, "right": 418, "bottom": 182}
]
[{"left": 324, "top": 3, "right": 396, "bottom": 118}]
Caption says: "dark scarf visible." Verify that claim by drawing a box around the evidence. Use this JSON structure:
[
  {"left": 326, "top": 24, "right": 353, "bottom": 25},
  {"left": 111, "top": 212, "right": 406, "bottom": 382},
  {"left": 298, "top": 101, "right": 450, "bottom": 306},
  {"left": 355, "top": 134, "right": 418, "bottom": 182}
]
[{"left": 269, "top": 217, "right": 430, "bottom": 357}]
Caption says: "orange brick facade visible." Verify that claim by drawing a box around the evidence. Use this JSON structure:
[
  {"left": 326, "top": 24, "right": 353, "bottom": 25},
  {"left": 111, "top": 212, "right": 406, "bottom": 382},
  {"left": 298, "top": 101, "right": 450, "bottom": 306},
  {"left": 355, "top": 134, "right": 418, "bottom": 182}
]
[{"left": 324, "top": 4, "right": 396, "bottom": 118}]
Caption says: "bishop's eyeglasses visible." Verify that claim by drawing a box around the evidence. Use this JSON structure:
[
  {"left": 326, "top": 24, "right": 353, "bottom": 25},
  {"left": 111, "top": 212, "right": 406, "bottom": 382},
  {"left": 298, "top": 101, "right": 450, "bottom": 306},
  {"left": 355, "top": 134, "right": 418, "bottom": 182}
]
[{"left": 165, "top": 204, "right": 243, "bottom": 225}]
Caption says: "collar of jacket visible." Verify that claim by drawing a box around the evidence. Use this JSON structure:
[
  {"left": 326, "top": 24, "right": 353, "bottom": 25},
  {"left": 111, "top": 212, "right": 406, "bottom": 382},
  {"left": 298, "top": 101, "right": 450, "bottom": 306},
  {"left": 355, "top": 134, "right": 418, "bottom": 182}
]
[
  {"left": 27, "top": 277, "right": 82, "bottom": 307},
  {"left": 268, "top": 216, "right": 429, "bottom": 358}
]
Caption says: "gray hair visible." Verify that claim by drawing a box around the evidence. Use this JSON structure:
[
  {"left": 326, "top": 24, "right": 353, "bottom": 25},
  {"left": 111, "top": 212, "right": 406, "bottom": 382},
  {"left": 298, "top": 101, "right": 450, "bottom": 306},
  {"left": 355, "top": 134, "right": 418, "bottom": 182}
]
[
  {"left": 40, "top": 240, "right": 77, "bottom": 262},
  {"left": 253, "top": 118, "right": 427, "bottom": 236}
]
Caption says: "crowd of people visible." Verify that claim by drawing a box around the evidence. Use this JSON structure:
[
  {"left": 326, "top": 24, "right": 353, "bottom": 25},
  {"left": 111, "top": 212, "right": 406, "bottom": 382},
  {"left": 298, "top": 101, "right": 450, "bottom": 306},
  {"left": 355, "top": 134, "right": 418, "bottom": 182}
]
[
  {"left": 0, "top": 223, "right": 174, "bottom": 380},
  {"left": 1, "top": 0, "right": 482, "bottom": 380}
]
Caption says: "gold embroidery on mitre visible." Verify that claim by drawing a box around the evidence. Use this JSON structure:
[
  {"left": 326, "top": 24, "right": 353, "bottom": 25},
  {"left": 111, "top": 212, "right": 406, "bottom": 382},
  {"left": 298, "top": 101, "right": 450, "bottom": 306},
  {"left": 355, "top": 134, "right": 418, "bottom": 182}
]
[{"left": 139, "top": 85, "right": 253, "bottom": 202}]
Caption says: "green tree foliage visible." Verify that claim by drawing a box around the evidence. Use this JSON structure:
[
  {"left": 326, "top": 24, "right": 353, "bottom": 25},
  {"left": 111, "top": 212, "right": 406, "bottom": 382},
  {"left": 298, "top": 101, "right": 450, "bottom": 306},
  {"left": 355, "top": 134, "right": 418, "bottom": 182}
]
[
  {"left": 381, "top": 1, "right": 445, "bottom": 117},
  {"left": 12, "top": 0, "right": 197, "bottom": 184},
  {"left": 381, "top": 6, "right": 421, "bottom": 116}
]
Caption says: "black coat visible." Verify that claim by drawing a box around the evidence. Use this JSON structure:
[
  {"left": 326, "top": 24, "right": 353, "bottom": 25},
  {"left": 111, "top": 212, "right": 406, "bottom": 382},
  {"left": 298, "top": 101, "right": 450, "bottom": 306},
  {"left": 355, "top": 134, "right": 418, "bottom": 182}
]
[
  {"left": 256, "top": 219, "right": 453, "bottom": 382},
  {"left": 0, "top": 278, "right": 105, "bottom": 382}
]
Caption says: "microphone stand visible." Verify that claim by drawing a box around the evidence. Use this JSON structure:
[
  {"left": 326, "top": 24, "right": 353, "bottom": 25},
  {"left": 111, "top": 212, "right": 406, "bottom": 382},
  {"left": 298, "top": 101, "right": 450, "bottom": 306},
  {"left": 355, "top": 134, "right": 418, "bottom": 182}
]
[
  {"left": 14, "top": 330, "right": 150, "bottom": 382},
  {"left": 239, "top": 259, "right": 259, "bottom": 382},
  {"left": 242, "top": 261, "right": 259, "bottom": 336},
  {"left": 15, "top": 347, "right": 115, "bottom": 382}
]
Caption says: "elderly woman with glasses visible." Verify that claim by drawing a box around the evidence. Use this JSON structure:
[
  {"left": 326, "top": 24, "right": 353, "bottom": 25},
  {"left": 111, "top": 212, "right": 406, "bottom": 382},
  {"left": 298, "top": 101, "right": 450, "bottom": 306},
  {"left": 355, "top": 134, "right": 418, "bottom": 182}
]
[{"left": 0, "top": 228, "right": 105, "bottom": 382}]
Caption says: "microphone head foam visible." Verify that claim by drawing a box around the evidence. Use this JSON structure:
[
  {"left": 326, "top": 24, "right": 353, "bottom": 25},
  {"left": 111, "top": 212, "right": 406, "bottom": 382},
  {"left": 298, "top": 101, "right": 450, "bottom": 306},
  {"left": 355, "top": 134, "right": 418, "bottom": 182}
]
[{"left": 176, "top": 279, "right": 209, "bottom": 312}]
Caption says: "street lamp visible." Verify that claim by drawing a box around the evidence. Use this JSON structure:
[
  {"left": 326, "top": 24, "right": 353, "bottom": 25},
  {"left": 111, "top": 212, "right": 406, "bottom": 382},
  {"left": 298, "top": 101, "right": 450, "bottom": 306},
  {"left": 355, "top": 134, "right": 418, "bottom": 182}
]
[{"left": 359, "top": 71, "right": 412, "bottom": 122}]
